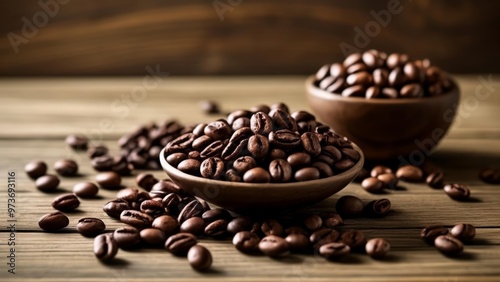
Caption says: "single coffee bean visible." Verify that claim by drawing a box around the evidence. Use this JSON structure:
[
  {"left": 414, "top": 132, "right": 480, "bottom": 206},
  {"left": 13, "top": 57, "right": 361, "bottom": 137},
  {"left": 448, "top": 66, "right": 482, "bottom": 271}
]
[
  {"left": 66, "top": 134, "right": 88, "bottom": 150},
  {"left": 120, "top": 210, "right": 154, "bottom": 229},
  {"left": 35, "top": 174, "right": 60, "bottom": 192},
  {"left": 54, "top": 159, "right": 78, "bottom": 176},
  {"left": 205, "top": 219, "right": 228, "bottom": 238},
  {"left": 140, "top": 199, "right": 165, "bottom": 217},
  {"left": 365, "top": 199, "right": 391, "bottom": 217},
  {"left": 199, "top": 100, "right": 220, "bottom": 114},
  {"left": 361, "top": 177, "right": 385, "bottom": 193},
  {"left": 315, "top": 64, "right": 330, "bottom": 80},
  {"left": 325, "top": 77, "right": 345, "bottom": 93},
  {"left": 52, "top": 193, "right": 80, "bottom": 211},
  {"left": 232, "top": 117, "right": 250, "bottom": 131},
  {"left": 222, "top": 138, "right": 248, "bottom": 161},
  {"left": 333, "top": 158, "right": 355, "bottom": 172},
  {"left": 340, "top": 230, "right": 367, "bottom": 249},
  {"left": 243, "top": 167, "right": 271, "bottom": 183},
  {"left": 103, "top": 199, "right": 130, "bottom": 218},
  {"left": 365, "top": 238, "right": 390, "bottom": 259},
  {"left": 250, "top": 112, "right": 273, "bottom": 135},
  {"left": 295, "top": 167, "right": 320, "bottom": 182},
  {"left": 232, "top": 156, "right": 257, "bottom": 174},
  {"left": 479, "top": 168, "right": 500, "bottom": 184},
  {"left": 152, "top": 180, "right": 183, "bottom": 195},
  {"left": 113, "top": 227, "right": 141, "bottom": 248},
  {"left": 268, "top": 159, "right": 292, "bottom": 182},
  {"left": 376, "top": 173, "right": 397, "bottom": 189},
  {"left": 400, "top": 83, "right": 424, "bottom": 98},
  {"left": 227, "top": 110, "right": 252, "bottom": 125},
  {"left": 188, "top": 245, "right": 213, "bottom": 272},
  {"left": 335, "top": 195, "right": 364, "bottom": 218},
  {"left": 396, "top": 165, "right": 423, "bottom": 182},
  {"left": 166, "top": 133, "right": 196, "bottom": 153},
  {"left": 373, "top": 68, "right": 389, "bottom": 86},
  {"left": 178, "top": 200, "right": 204, "bottom": 223},
  {"left": 162, "top": 193, "right": 182, "bottom": 214},
  {"left": 202, "top": 208, "right": 232, "bottom": 223},
  {"left": 165, "top": 233, "right": 197, "bottom": 256},
  {"left": 140, "top": 228, "right": 167, "bottom": 246},
  {"left": 136, "top": 173, "right": 158, "bottom": 191},
  {"left": 261, "top": 219, "right": 283, "bottom": 236},
  {"left": 450, "top": 223, "right": 476, "bottom": 242},
  {"left": 285, "top": 226, "right": 309, "bottom": 236},
  {"left": 38, "top": 211, "right": 69, "bottom": 232},
  {"left": 25, "top": 160, "right": 48, "bottom": 179},
  {"left": 426, "top": 171, "right": 445, "bottom": 189},
  {"left": 87, "top": 145, "right": 109, "bottom": 158},
  {"left": 93, "top": 233, "right": 118, "bottom": 262},
  {"left": 329, "top": 63, "right": 346, "bottom": 78},
  {"left": 444, "top": 183, "right": 471, "bottom": 201},
  {"left": 285, "top": 233, "right": 310, "bottom": 252},
  {"left": 250, "top": 104, "right": 271, "bottom": 114},
  {"left": 346, "top": 71, "right": 373, "bottom": 86},
  {"left": 151, "top": 215, "right": 179, "bottom": 235},
  {"left": 259, "top": 235, "right": 289, "bottom": 257},
  {"left": 319, "top": 242, "right": 350, "bottom": 260},
  {"left": 381, "top": 87, "right": 398, "bottom": 98},
  {"left": 434, "top": 235, "right": 464, "bottom": 256},
  {"left": 286, "top": 152, "right": 311, "bottom": 168},
  {"left": 95, "top": 172, "right": 121, "bottom": 189},
  {"left": 166, "top": 152, "right": 187, "bottom": 167},
  {"left": 421, "top": 225, "right": 449, "bottom": 244},
  {"left": 387, "top": 53, "right": 409, "bottom": 69},
  {"left": 269, "top": 108, "right": 298, "bottom": 131},
  {"left": 312, "top": 162, "right": 334, "bottom": 178},
  {"left": 117, "top": 187, "right": 139, "bottom": 203},
  {"left": 180, "top": 217, "right": 205, "bottom": 235},
  {"left": 91, "top": 155, "right": 114, "bottom": 172},
  {"left": 319, "top": 76, "right": 338, "bottom": 90},
  {"left": 227, "top": 216, "right": 254, "bottom": 234},
  {"left": 73, "top": 182, "right": 99, "bottom": 198},
  {"left": 247, "top": 134, "right": 269, "bottom": 159},
  {"left": 303, "top": 214, "right": 323, "bottom": 231},
  {"left": 371, "top": 165, "right": 392, "bottom": 177},
  {"left": 200, "top": 157, "right": 225, "bottom": 179},
  {"left": 77, "top": 217, "right": 106, "bottom": 237},
  {"left": 310, "top": 228, "right": 340, "bottom": 249},
  {"left": 362, "top": 51, "right": 383, "bottom": 69},
  {"left": 341, "top": 85, "right": 365, "bottom": 97},
  {"left": 233, "top": 231, "right": 260, "bottom": 253},
  {"left": 322, "top": 213, "right": 343, "bottom": 228},
  {"left": 177, "top": 159, "right": 202, "bottom": 175}
]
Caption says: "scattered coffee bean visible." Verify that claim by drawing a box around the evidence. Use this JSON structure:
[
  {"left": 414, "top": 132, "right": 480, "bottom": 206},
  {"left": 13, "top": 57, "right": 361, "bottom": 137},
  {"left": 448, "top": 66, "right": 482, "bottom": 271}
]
[
  {"left": 25, "top": 160, "right": 48, "bottom": 179},
  {"left": 152, "top": 215, "right": 179, "bottom": 236},
  {"left": 233, "top": 231, "right": 260, "bottom": 253},
  {"left": 38, "top": 211, "right": 69, "bottom": 232},
  {"left": 310, "top": 228, "right": 340, "bottom": 249},
  {"left": 52, "top": 193, "right": 80, "bottom": 211},
  {"left": 335, "top": 195, "right": 364, "bottom": 218},
  {"left": 227, "top": 216, "right": 254, "bottom": 235},
  {"left": 180, "top": 217, "right": 205, "bottom": 235},
  {"left": 340, "top": 229, "right": 367, "bottom": 249},
  {"left": 365, "top": 199, "right": 391, "bottom": 217},
  {"left": 178, "top": 200, "right": 204, "bottom": 223},
  {"left": 73, "top": 182, "right": 99, "bottom": 198},
  {"left": 95, "top": 172, "right": 121, "bottom": 189},
  {"left": 113, "top": 227, "right": 141, "bottom": 248},
  {"left": 396, "top": 165, "right": 423, "bottom": 182},
  {"left": 450, "top": 223, "right": 476, "bottom": 242},
  {"left": 259, "top": 235, "right": 289, "bottom": 257},
  {"left": 35, "top": 174, "right": 60, "bottom": 192},
  {"left": 120, "top": 210, "right": 153, "bottom": 229},
  {"left": 103, "top": 199, "right": 130, "bottom": 218},
  {"left": 165, "top": 233, "right": 197, "bottom": 256},
  {"left": 285, "top": 233, "right": 310, "bottom": 252},
  {"left": 202, "top": 208, "right": 232, "bottom": 223},
  {"left": 434, "top": 235, "right": 464, "bottom": 256},
  {"left": 444, "top": 184, "right": 471, "bottom": 201},
  {"left": 91, "top": 155, "right": 114, "bottom": 172},
  {"left": 319, "top": 242, "right": 350, "bottom": 260},
  {"left": 140, "top": 228, "right": 167, "bottom": 246},
  {"left": 421, "top": 225, "right": 449, "bottom": 244},
  {"left": 136, "top": 173, "right": 158, "bottom": 191},
  {"left": 87, "top": 145, "right": 109, "bottom": 158},
  {"left": 66, "top": 134, "right": 88, "bottom": 150},
  {"left": 479, "top": 168, "right": 500, "bottom": 184},
  {"left": 426, "top": 171, "right": 445, "bottom": 189},
  {"left": 377, "top": 173, "right": 398, "bottom": 189},
  {"left": 303, "top": 214, "right": 323, "bottom": 231},
  {"left": 260, "top": 219, "right": 283, "bottom": 236},
  {"left": 365, "top": 238, "right": 390, "bottom": 259},
  {"left": 77, "top": 217, "right": 106, "bottom": 237},
  {"left": 200, "top": 100, "right": 220, "bottom": 115},
  {"left": 54, "top": 159, "right": 78, "bottom": 177},
  {"left": 93, "top": 233, "right": 118, "bottom": 262},
  {"left": 205, "top": 219, "right": 228, "bottom": 238},
  {"left": 188, "top": 245, "right": 213, "bottom": 272},
  {"left": 361, "top": 177, "right": 385, "bottom": 193},
  {"left": 371, "top": 165, "right": 392, "bottom": 178}
]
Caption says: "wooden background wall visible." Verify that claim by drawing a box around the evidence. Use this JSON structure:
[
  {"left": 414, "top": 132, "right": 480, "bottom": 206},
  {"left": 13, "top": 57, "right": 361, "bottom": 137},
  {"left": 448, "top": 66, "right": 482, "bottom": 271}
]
[{"left": 1, "top": 0, "right": 499, "bottom": 76}]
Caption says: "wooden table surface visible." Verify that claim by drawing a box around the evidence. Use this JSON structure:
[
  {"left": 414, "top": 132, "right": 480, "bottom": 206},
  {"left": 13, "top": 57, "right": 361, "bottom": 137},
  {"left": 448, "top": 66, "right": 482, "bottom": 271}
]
[{"left": 0, "top": 76, "right": 499, "bottom": 282}]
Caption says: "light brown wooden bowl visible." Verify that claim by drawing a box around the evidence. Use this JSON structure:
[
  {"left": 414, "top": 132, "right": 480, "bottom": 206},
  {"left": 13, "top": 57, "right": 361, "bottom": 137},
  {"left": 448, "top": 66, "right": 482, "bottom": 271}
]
[
  {"left": 160, "top": 146, "right": 364, "bottom": 213},
  {"left": 306, "top": 75, "right": 460, "bottom": 161}
]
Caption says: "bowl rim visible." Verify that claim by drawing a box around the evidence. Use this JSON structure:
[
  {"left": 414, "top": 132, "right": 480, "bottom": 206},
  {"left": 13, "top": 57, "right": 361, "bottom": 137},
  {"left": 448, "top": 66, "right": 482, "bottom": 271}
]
[
  {"left": 159, "top": 144, "right": 365, "bottom": 189},
  {"left": 305, "top": 75, "right": 460, "bottom": 104}
]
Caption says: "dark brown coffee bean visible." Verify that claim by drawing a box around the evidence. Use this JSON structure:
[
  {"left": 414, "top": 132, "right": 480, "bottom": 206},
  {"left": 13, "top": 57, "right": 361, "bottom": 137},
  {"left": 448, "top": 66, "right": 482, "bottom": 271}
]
[
  {"left": 222, "top": 137, "right": 249, "bottom": 161},
  {"left": 200, "top": 157, "right": 225, "bottom": 179},
  {"left": 434, "top": 235, "right": 464, "bottom": 256},
  {"left": 178, "top": 200, "right": 204, "bottom": 223},
  {"left": 199, "top": 141, "right": 224, "bottom": 159},
  {"left": 269, "top": 108, "right": 298, "bottom": 131},
  {"left": 35, "top": 174, "right": 60, "bottom": 192},
  {"left": 243, "top": 167, "right": 271, "bottom": 183},
  {"left": 177, "top": 159, "right": 201, "bottom": 175},
  {"left": 188, "top": 245, "right": 212, "bottom": 272},
  {"left": 161, "top": 193, "right": 181, "bottom": 214},
  {"left": 112, "top": 155, "right": 134, "bottom": 176},
  {"left": 227, "top": 216, "right": 254, "bottom": 234},
  {"left": 396, "top": 165, "right": 423, "bottom": 182},
  {"left": 450, "top": 223, "right": 476, "bottom": 241},
  {"left": 333, "top": 158, "right": 355, "bottom": 172},
  {"left": 66, "top": 134, "right": 88, "bottom": 150},
  {"left": 93, "top": 233, "right": 118, "bottom": 262},
  {"left": 381, "top": 87, "right": 398, "bottom": 98},
  {"left": 341, "top": 85, "right": 365, "bottom": 97},
  {"left": 335, "top": 195, "right": 364, "bottom": 218},
  {"left": 421, "top": 225, "right": 449, "bottom": 244},
  {"left": 233, "top": 231, "right": 260, "bottom": 253},
  {"left": 259, "top": 235, "right": 289, "bottom": 257},
  {"left": 340, "top": 230, "right": 367, "bottom": 249},
  {"left": 269, "top": 130, "right": 301, "bottom": 149},
  {"left": 95, "top": 172, "right": 121, "bottom": 189},
  {"left": 303, "top": 214, "right": 323, "bottom": 231},
  {"left": 25, "top": 160, "right": 48, "bottom": 179},
  {"left": 38, "top": 211, "right": 69, "bottom": 232},
  {"left": 388, "top": 67, "right": 406, "bottom": 87},
  {"left": 140, "top": 199, "right": 165, "bottom": 217},
  {"left": 319, "top": 76, "right": 338, "bottom": 90},
  {"left": 73, "top": 182, "right": 99, "bottom": 198},
  {"left": 285, "top": 233, "right": 310, "bottom": 252},
  {"left": 232, "top": 117, "right": 250, "bottom": 131},
  {"left": 87, "top": 145, "right": 108, "bottom": 158},
  {"left": 247, "top": 134, "right": 269, "bottom": 159},
  {"left": 227, "top": 110, "right": 252, "bottom": 125},
  {"left": 315, "top": 64, "right": 330, "bottom": 81},
  {"left": 386, "top": 53, "right": 409, "bottom": 69},
  {"left": 166, "top": 133, "right": 196, "bottom": 153},
  {"left": 343, "top": 53, "right": 362, "bottom": 67},
  {"left": 54, "top": 159, "right": 78, "bottom": 177},
  {"left": 288, "top": 152, "right": 311, "bottom": 168},
  {"left": 322, "top": 213, "right": 343, "bottom": 228},
  {"left": 479, "top": 168, "right": 500, "bottom": 184},
  {"left": 310, "top": 228, "right": 340, "bottom": 249},
  {"left": 312, "top": 162, "right": 334, "bottom": 178},
  {"left": 136, "top": 173, "right": 158, "bottom": 191},
  {"left": 373, "top": 68, "right": 388, "bottom": 86},
  {"left": 362, "top": 51, "right": 383, "bottom": 69},
  {"left": 295, "top": 167, "right": 320, "bottom": 182},
  {"left": 199, "top": 100, "right": 220, "bottom": 114},
  {"left": 321, "top": 145, "right": 342, "bottom": 162},
  {"left": 180, "top": 217, "right": 205, "bottom": 235},
  {"left": 444, "top": 183, "right": 471, "bottom": 201},
  {"left": 165, "top": 233, "right": 197, "bottom": 256},
  {"left": 347, "top": 63, "right": 368, "bottom": 74},
  {"left": 329, "top": 63, "right": 346, "bottom": 78},
  {"left": 113, "top": 227, "right": 141, "bottom": 248},
  {"left": 365, "top": 238, "right": 390, "bottom": 259},
  {"left": 120, "top": 210, "right": 153, "bottom": 229},
  {"left": 377, "top": 173, "right": 398, "bottom": 189},
  {"left": 299, "top": 132, "right": 321, "bottom": 156},
  {"left": 153, "top": 180, "right": 183, "bottom": 195},
  {"left": 341, "top": 148, "right": 360, "bottom": 162},
  {"left": 192, "top": 135, "right": 212, "bottom": 151},
  {"left": 361, "top": 177, "right": 385, "bottom": 193},
  {"left": 77, "top": 217, "right": 106, "bottom": 237},
  {"left": 400, "top": 83, "right": 424, "bottom": 98},
  {"left": 117, "top": 187, "right": 139, "bottom": 203},
  {"left": 103, "top": 199, "right": 130, "bottom": 218},
  {"left": 225, "top": 169, "right": 242, "bottom": 182},
  {"left": 319, "top": 242, "right": 350, "bottom": 260},
  {"left": 250, "top": 112, "right": 273, "bottom": 135},
  {"left": 425, "top": 66, "right": 442, "bottom": 84},
  {"left": 366, "top": 86, "right": 380, "bottom": 98},
  {"left": 365, "top": 199, "right": 391, "bottom": 217},
  {"left": 166, "top": 152, "right": 187, "bottom": 167},
  {"left": 403, "top": 62, "right": 420, "bottom": 82},
  {"left": 250, "top": 104, "right": 271, "bottom": 114},
  {"left": 202, "top": 208, "right": 232, "bottom": 223},
  {"left": 152, "top": 215, "right": 180, "bottom": 236},
  {"left": 346, "top": 71, "right": 373, "bottom": 86},
  {"left": 140, "top": 228, "right": 166, "bottom": 246},
  {"left": 426, "top": 171, "right": 445, "bottom": 189},
  {"left": 205, "top": 219, "right": 228, "bottom": 238},
  {"left": 269, "top": 148, "right": 286, "bottom": 160},
  {"left": 268, "top": 159, "right": 292, "bottom": 182},
  {"left": 232, "top": 156, "right": 257, "bottom": 174},
  {"left": 91, "top": 155, "right": 114, "bottom": 172},
  {"left": 371, "top": 165, "right": 392, "bottom": 177},
  {"left": 325, "top": 77, "right": 345, "bottom": 93},
  {"left": 52, "top": 193, "right": 80, "bottom": 211},
  {"left": 261, "top": 219, "right": 283, "bottom": 236}
]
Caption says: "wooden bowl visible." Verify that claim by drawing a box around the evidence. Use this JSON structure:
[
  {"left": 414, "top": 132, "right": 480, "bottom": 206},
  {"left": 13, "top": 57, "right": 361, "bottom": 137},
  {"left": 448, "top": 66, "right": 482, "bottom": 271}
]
[
  {"left": 305, "top": 75, "right": 460, "bottom": 161},
  {"left": 159, "top": 146, "right": 364, "bottom": 213}
]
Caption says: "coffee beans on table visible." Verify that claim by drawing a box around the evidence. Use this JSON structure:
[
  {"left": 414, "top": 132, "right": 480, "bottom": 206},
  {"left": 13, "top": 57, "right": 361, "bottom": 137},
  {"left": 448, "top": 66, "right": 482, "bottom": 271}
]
[
  {"left": 54, "top": 159, "right": 78, "bottom": 176},
  {"left": 73, "top": 182, "right": 99, "bottom": 198},
  {"left": 396, "top": 165, "right": 424, "bottom": 182},
  {"left": 120, "top": 210, "right": 153, "bottom": 229},
  {"left": 188, "top": 245, "right": 213, "bottom": 272},
  {"left": 371, "top": 165, "right": 392, "bottom": 177},
  {"left": 52, "top": 193, "right": 80, "bottom": 211},
  {"left": 377, "top": 173, "right": 398, "bottom": 189},
  {"left": 365, "top": 238, "right": 390, "bottom": 259},
  {"left": 25, "top": 160, "right": 47, "bottom": 179},
  {"left": 421, "top": 225, "right": 449, "bottom": 244},
  {"left": 95, "top": 172, "right": 121, "bottom": 189},
  {"left": 38, "top": 211, "right": 69, "bottom": 232},
  {"left": 136, "top": 173, "right": 158, "bottom": 191},
  {"left": 335, "top": 195, "right": 364, "bottom": 218},
  {"left": 165, "top": 233, "right": 198, "bottom": 256},
  {"left": 434, "top": 235, "right": 464, "bottom": 256},
  {"left": 310, "top": 228, "right": 340, "bottom": 249},
  {"left": 426, "top": 171, "right": 445, "bottom": 189},
  {"left": 140, "top": 228, "right": 167, "bottom": 246},
  {"left": 113, "top": 227, "right": 141, "bottom": 248},
  {"left": 35, "top": 174, "right": 60, "bottom": 192},
  {"left": 199, "top": 100, "right": 220, "bottom": 115},
  {"left": 180, "top": 217, "right": 205, "bottom": 235},
  {"left": 361, "top": 177, "right": 385, "bottom": 193},
  {"left": 319, "top": 242, "right": 350, "bottom": 260},
  {"left": 94, "top": 233, "right": 118, "bottom": 262},
  {"left": 77, "top": 217, "right": 106, "bottom": 237},
  {"left": 365, "top": 199, "right": 391, "bottom": 217},
  {"left": 340, "top": 229, "right": 367, "bottom": 250},
  {"left": 444, "top": 184, "right": 471, "bottom": 201},
  {"left": 450, "top": 223, "right": 476, "bottom": 241},
  {"left": 259, "top": 235, "right": 289, "bottom": 257}
]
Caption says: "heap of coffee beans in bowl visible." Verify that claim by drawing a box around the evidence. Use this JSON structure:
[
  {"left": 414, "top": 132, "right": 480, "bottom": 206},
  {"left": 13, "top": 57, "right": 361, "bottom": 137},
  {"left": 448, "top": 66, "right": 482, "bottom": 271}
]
[
  {"left": 164, "top": 103, "right": 361, "bottom": 183},
  {"left": 314, "top": 49, "right": 455, "bottom": 98}
]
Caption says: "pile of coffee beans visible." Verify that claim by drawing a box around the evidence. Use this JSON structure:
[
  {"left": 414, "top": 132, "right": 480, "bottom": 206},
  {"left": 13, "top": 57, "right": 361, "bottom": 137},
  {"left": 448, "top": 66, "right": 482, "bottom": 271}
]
[
  {"left": 314, "top": 49, "right": 455, "bottom": 98},
  {"left": 164, "top": 103, "right": 361, "bottom": 183},
  {"left": 421, "top": 223, "right": 475, "bottom": 256}
]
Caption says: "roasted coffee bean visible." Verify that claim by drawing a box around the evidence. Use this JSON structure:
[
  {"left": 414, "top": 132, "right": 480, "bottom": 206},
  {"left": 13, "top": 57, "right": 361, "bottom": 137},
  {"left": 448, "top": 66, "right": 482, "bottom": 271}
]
[
  {"left": 404, "top": 62, "right": 420, "bottom": 82},
  {"left": 421, "top": 225, "right": 449, "bottom": 244},
  {"left": 329, "top": 63, "right": 346, "bottom": 78},
  {"left": 341, "top": 148, "right": 360, "bottom": 162},
  {"left": 335, "top": 195, "right": 364, "bottom": 218},
  {"left": 87, "top": 145, "right": 108, "bottom": 158},
  {"left": 269, "top": 108, "right": 298, "bottom": 131},
  {"left": 232, "top": 117, "right": 251, "bottom": 131},
  {"left": 396, "top": 165, "right": 423, "bottom": 182},
  {"left": 322, "top": 213, "right": 343, "bottom": 228},
  {"left": 166, "top": 152, "right": 187, "bottom": 167},
  {"left": 295, "top": 167, "right": 320, "bottom": 182},
  {"left": 250, "top": 104, "right": 271, "bottom": 114},
  {"left": 152, "top": 215, "right": 179, "bottom": 236},
  {"left": 54, "top": 159, "right": 78, "bottom": 176},
  {"left": 140, "top": 200, "right": 165, "bottom": 217},
  {"left": 52, "top": 193, "right": 80, "bottom": 211},
  {"left": 200, "top": 157, "right": 225, "bottom": 179},
  {"left": 180, "top": 217, "right": 205, "bottom": 235},
  {"left": 177, "top": 159, "right": 201, "bottom": 175},
  {"left": 321, "top": 145, "right": 342, "bottom": 162},
  {"left": 268, "top": 159, "right": 292, "bottom": 182},
  {"left": 35, "top": 174, "right": 60, "bottom": 192},
  {"left": 227, "top": 216, "right": 254, "bottom": 234},
  {"left": 365, "top": 199, "right": 391, "bottom": 217},
  {"left": 232, "top": 156, "right": 256, "bottom": 174},
  {"left": 387, "top": 53, "right": 409, "bottom": 69},
  {"left": 287, "top": 152, "right": 311, "bottom": 168},
  {"left": 205, "top": 219, "right": 228, "bottom": 238},
  {"left": 96, "top": 172, "right": 121, "bottom": 189},
  {"left": 120, "top": 210, "right": 154, "bottom": 229},
  {"left": 113, "top": 227, "right": 141, "bottom": 248},
  {"left": 192, "top": 135, "right": 213, "bottom": 151},
  {"left": 315, "top": 64, "right": 330, "bottom": 80},
  {"left": 165, "top": 233, "right": 197, "bottom": 256},
  {"left": 66, "top": 134, "right": 88, "bottom": 150},
  {"left": 152, "top": 180, "right": 183, "bottom": 195},
  {"left": 269, "top": 130, "right": 301, "bottom": 148},
  {"left": 250, "top": 112, "right": 273, "bottom": 135},
  {"left": 426, "top": 66, "right": 442, "bottom": 84},
  {"left": 340, "top": 230, "right": 367, "bottom": 249},
  {"left": 93, "top": 233, "right": 118, "bottom": 262},
  {"left": 285, "top": 233, "right": 310, "bottom": 252},
  {"left": 233, "top": 231, "right": 260, "bottom": 253},
  {"left": 371, "top": 165, "right": 392, "bottom": 177},
  {"left": 377, "top": 173, "right": 398, "bottom": 189},
  {"left": 222, "top": 138, "right": 248, "bottom": 161},
  {"left": 103, "top": 199, "right": 130, "bottom": 218},
  {"left": 312, "top": 162, "right": 334, "bottom": 178},
  {"left": 362, "top": 51, "right": 383, "bottom": 69},
  {"left": 300, "top": 132, "right": 321, "bottom": 156},
  {"left": 319, "top": 242, "right": 350, "bottom": 260},
  {"left": 361, "top": 177, "right": 385, "bottom": 193},
  {"left": 325, "top": 77, "right": 345, "bottom": 93},
  {"left": 199, "top": 100, "right": 220, "bottom": 114},
  {"left": 310, "top": 228, "right": 340, "bottom": 249},
  {"left": 247, "top": 134, "right": 269, "bottom": 159},
  {"left": 199, "top": 141, "right": 224, "bottom": 159},
  {"left": 259, "top": 235, "right": 289, "bottom": 257},
  {"left": 91, "top": 155, "right": 114, "bottom": 172},
  {"left": 38, "top": 211, "right": 69, "bottom": 232},
  {"left": 346, "top": 71, "right": 373, "bottom": 86},
  {"left": 117, "top": 187, "right": 139, "bottom": 203},
  {"left": 319, "top": 76, "right": 338, "bottom": 90},
  {"left": 341, "top": 85, "right": 365, "bottom": 97},
  {"left": 365, "top": 238, "right": 390, "bottom": 259},
  {"left": 178, "top": 200, "right": 204, "bottom": 223},
  {"left": 366, "top": 86, "right": 381, "bottom": 99},
  {"left": 343, "top": 53, "right": 362, "bottom": 67},
  {"left": 261, "top": 219, "right": 283, "bottom": 236},
  {"left": 77, "top": 217, "right": 106, "bottom": 237},
  {"left": 381, "top": 87, "right": 398, "bottom": 98},
  {"left": 373, "top": 68, "right": 389, "bottom": 86},
  {"left": 303, "top": 214, "right": 323, "bottom": 231},
  {"left": 188, "top": 245, "right": 213, "bottom": 272},
  {"left": 140, "top": 228, "right": 166, "bottom": 246},
  {"left": 333, "top": 158, "right": 355, "bottom": 172},
  {"left": 127, "top": 149, "right": 148, "bottom": 168},
  {"left": 202, "top": 208, "right": 232, "bottom": 223},
  {"left": 400, "top": 83, "right": 423, "bottom": 98},
  {"left": 166, "top": 133, "right": 196, "bottom": 153},
  {"left": 73, "top": 182, "right": 99, "bottom": 198},
  {"left": 243, "top": 167, "right": 271, "bottom": 183},
  {"left": 136, "top": 173, "right": 158, "bottom": 191},
  {"left": 426, "top": 171, "right": 444, "bottom": 189},
  {"left": 285, "top": 226, "right": 309, "bottom": 236},
  {"left": 450, "top": 223, "right": 476, "bottom": 241},
  {"left": 444, "top": 183, "right": 471, "bottom": 201},
  {"left": 25, "top": 160, "right": 48, "bottom": 179},
  {"left": 162, "top": 193, "right": 182, "bottom": 213},
  {"left": 434, "top": 235, "right": 464, "bottom": 256},
  {"left": 478, "top": 168, "right": 500, "bottom": 184}
]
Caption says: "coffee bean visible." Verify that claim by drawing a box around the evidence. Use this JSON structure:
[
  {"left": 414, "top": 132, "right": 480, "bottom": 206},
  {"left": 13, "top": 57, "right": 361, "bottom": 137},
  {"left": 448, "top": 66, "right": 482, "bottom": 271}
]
[
  {"left": 319, "top": 76, "right": 338, "bottom": 90},
  {"left": 93, "top": 233, "right": 118, "bottom": 262},
  {"left": 333, "top": 158, "right": 355, "bottom": 172},
  {"left": 103, "top": 199, "right": 130, "bottom": 218},
  {"left": 268, "top": 159, "right": 292, "bottom": 182},
  {"left": 25, "top": 160, "right": 47, "bottom": 179},
  {"left": 202, "top": 208, "right": 232, "bottom": 223},
  {"left": 120, "top": 210, "right": 153, "bottom": 229},
  {"left": 38, "top": 211, "right": 69, "bottom": 232},
  {"left": 329, "top": 63, "right": 346, "bottom": 78},
  {"left": 285, "top": 226, "right": 309, "bottom": 236},
  {"left": 335, "top": 195, "right": 364, "bottom": 218},
  {"left": 377, "top": 173, "right": 398, "bottom": 189},
  {"left": 66, "top": 134, "right": 88, "bottom": 150},
  {"left": 180, "top": 217, "right": 205, "bottom": 235},
  {"left": 200, "top": 157, "right": 225, "bottom": 179},
  {"left": 310, "top": 228, "right": 340, "bottom": 249},
  {"left": 343, "top": 53, "right": 362, "bottom": 68},
  {"left": 261, "top": 219, "right": 283, "bottom": 236},
  {"left": 322, "top": 213, "right": 343, "bottom": 228},
  {"left": 247, "top": 134, "right": 269, "bottom": 159},
  {"left": 152, "top": 180, "right": 184, "bottom": 195},
  {"left": 243, "top": 167, "right": 271, "bottom": 183},
  {"left": 373, "top": 68, "right": 389, "bottom": 86},
  {"left": 113, "top": 227, "right": 141, "bottom": 248},
  {"left": 95, "top": 172, "right": 121, "bottom": 189},
  {"left": 365, "top": 199, "right": 391, "bottom": 217},
  {"left": 73, "top": 182, "right": 99, "bottom": 198},
  {"left": 341, "top": 85, "right": 365, "bottom": 97},
  {"left": 35, "top": 174, "right": 60, "bottom": 192},
  {"left": 285, "top": 233, "right": 310, "bottom": 252},
  {"left": 205, "top": 219, "right": 228, "bottom": 238},
  {"left": 421, "top": 225, "right": 449, "bottom": 244},
  {"left": 188, "top": 245, "right": 212, "bottom": 272},
  {"left": 450, "top": 223, "right": 476, "bottom": 241},
  {"left": 381, "top": 87, "right": 398, "bottom": 98},
  {"left": 177, "top": 159, "right": 202, "bottom": 175},
  {"left": 136, "top": 173, "right": 158, "bottom": 191},
  {"left": 295, "top": 167, "right": 320, "bottom": 182},
  {"left": 227, "top": 216, "right": 254, "bottom": 234},
  {"left": 165, "top": 233, "right": 197, "bottom": 256},
  {"left": 361, "top": 177, "right": 385, "bottom": 193},
  {"left": 434, "top": 235, "right": 464, "bottom": 256},
  {"left": 479, "top": 168, "right": 500, "bottom": 184},
  {"left": 250, "top": 112, "right": 273, "bottom": 135},
  {"left": 233, "top": 231, "right": 260, "bottom": 253},
  {"left": 444, "top": 183, "right": 471, "bottom": 201},
  {"left": 231, "top": 156, "right": 256, "bottom": 174},
  {"left": 54, "top": 159, "right": 78, "bottom": 177},
  {"left": 315, "top": 64, "right": 330, "bottom": 81},
  {"left": 426, "top": 171, "right": 444, "bottom": 189},
  {"left": 91, "top": 155, "right": 114, "bottom": 172},
  {"left": 166, "top": 133, "right": 196, "bottom": 153},
  {"left": 178, "top": 200, "right": 204, "bottom": 223},
  {"left": 303, "top": 214, "right": 322, "bottom": 231},
  {"left": 140, "top": 228, "right": 166, "bottom": 246},
  {"left": 371, "top": 165, "right": 392, "bottom": 177},
  {"left": 77, "top": 217, "right": 106, "bottom": 237},
  {"left": 319, "top": 242, "right": 350, "bottom": 260},
  {"left": 365, "top": 238, "right": 390, "bottom": 259},
  {"left": 269, "top": 108, "right": 298, "bottom": 131},
  {"left": 52, "top": 193, "right": 80, "bottom": 211},
  {"left": 227, "top": 110, "right": 252, "bottom": 125},
  {"left": 87, "top": 145, "right": 109, "bottom": 158},
  {"left": 346, "top": 71, "right": 373, "bottom": 86},
  {"left": 340, "top": 230, "right": 367, "bottom": 249},
  {"left": 259, "top": 235, "right": 289, "bottom": 257},
  {"left": 232, "top": 117, "right": 250, "bottom": 131},
  {"left": 222, "top": 138, "right": 248, "bottom": 161},
  {"left": 400, "top": 83, "right": 424, "bottom": 98},
  {"left": 199, "top": 100, "right": 220, "bottom": 114},
  {"left": 396, "top": 165, "right": 423, "bottom": 182},
  {"left": 140, "top": 199, "right": 165, "bottom": 217},
  {"left": 166, "top": 152, "right": 187, "bottom": 167}
]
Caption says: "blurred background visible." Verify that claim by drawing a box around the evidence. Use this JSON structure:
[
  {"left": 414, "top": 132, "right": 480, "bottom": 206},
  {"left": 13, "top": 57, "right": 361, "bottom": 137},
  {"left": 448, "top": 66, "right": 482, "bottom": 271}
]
[{"left": 1, "top": 0, "right": 499, "bottom": 76}]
